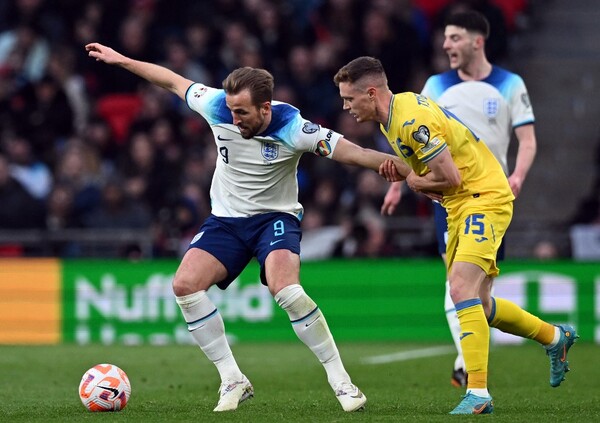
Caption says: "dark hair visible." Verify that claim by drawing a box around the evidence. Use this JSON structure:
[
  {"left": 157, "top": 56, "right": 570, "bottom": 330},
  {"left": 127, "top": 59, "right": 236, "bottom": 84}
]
[
  {"left": 222, "top": 67, "right": 274, "bottom": 106},
  {"left": 444, "top": 11, "right": 490, "bottom": 39},
  {"left": 333, "top": 56, "right": 387, "bottom": 86}
]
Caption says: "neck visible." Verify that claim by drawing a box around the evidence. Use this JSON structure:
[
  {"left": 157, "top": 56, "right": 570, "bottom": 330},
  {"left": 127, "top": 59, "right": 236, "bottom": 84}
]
[
  {"left": 458, "top": 57, "right": 492, "bottom": 81},
  {"left": 376, "top": 89, "right": 394, "bottom": 125},
  {"left": 258, "top": 113, "right": 272, "bottom": 134}
]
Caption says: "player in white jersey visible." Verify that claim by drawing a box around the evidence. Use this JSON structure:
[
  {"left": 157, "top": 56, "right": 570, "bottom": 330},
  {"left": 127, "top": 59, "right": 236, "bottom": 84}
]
[
  {"left": 86, "top": 42, "right": 409, "bottom": 413},
  {"left": 381, "top": 11, "right": 537, "bottom": 387}
]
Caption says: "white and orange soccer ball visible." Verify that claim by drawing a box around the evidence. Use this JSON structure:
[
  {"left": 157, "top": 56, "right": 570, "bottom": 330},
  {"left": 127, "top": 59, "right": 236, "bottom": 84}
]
[{"left": 78, "top": 364, "right": 131, "bottom": 412}]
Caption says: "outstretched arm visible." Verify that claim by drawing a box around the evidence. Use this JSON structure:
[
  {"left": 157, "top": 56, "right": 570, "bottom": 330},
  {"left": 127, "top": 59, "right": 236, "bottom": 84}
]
[
  {"left": 85, "top": 42, "right": 194, "bottom": 100},
  {"left": 332, "top": 137, "right": 411, "bottom": 179}
]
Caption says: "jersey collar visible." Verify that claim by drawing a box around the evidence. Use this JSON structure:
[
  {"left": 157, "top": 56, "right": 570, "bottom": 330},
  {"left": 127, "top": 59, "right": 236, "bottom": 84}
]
[{"left": 384, "top": 94, "right": 395, "bottom": 132}]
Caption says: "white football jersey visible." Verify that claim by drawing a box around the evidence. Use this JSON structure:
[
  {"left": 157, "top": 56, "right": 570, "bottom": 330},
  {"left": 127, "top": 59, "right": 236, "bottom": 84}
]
[
  {"left": 421, "top": 66, "right": 534, "bottom": 174},
  {"left": 186, "top": 83, "right": 341, "bottom": 218}
]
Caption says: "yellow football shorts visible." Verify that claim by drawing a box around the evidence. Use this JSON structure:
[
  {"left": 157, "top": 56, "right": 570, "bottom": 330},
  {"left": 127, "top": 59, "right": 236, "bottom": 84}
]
[{"left": 446, "top": 200, "right": 513, "bottom": 278}]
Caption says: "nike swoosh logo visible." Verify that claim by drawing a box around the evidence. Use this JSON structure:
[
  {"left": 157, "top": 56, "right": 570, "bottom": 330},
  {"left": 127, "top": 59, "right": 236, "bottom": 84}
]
[
  {"left": 305, "top": 316, "right": 320, "bottom": 327},
  {"left": 402, "top": 119, "right": 415, "bottom": 127},
  {"left": 459, "top": 331, "right": 474, "bottom": 340},
  {"left": 270, "top": 239, "right": 284, "bottom": 246},
  {"left": 472, "top": 400, "right": 491, "bottom": 414},
  {"left": 217, "top": 135, "right": 234, "bottom": 141},
  {"left": 98, "top": 385, "right": 120, "bottom": 399}
]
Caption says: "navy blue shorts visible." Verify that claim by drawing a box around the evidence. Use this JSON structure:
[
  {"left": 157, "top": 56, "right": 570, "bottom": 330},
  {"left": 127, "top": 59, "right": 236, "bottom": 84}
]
[
  {"left": 433, "top": 201, "right": 505, "bottom": 260},
  {"left": 188, "top": 212, "right": 302, "bottom": 289}
]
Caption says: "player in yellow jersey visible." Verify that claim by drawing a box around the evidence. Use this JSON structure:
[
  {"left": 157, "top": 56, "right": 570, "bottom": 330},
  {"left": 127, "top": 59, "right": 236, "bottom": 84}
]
[{"left": 334, "top": 56, "right": 578, "bottom": 415}]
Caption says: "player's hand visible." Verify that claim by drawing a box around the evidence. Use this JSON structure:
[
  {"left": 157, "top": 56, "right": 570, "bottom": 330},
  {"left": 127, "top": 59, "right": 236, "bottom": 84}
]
[
  {"left": 381, "top": 181, "right": 402, "bottom": 215},
  {"left": 508, "top": 174, "right": 523, "bottom": 198},
  {"left": 85, "top": 43, "right": 125, "bottom": 65},
  {"left": 379, "top": 159, "right": 403, "bottom": 182},
  {"left": 406, "top": 172, "right": 443, "bottom": 202}
]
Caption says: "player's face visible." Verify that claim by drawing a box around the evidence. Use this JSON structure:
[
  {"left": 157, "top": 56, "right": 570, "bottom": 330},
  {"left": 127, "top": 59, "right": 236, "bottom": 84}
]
[
  {"left": 226, "top": 89, "right": 270, "bottom": 139},
  {"left": 338, "top": 82, "right": 376, "bottom": 123},
  {"left": 443, "top": 25, "right": 477, "bottom": 70}
]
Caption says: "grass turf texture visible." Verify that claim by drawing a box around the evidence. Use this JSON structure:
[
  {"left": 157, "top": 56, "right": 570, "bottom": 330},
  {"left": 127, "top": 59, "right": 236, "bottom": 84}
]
[{"left": 1, "top": 342, "right": 597, "bottom": 422}]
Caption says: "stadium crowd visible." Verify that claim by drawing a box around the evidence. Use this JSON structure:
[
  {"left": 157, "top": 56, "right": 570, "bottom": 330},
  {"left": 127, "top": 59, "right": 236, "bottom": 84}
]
[{"left": 0, "top": 0, "right": 533, "bottom": 258}]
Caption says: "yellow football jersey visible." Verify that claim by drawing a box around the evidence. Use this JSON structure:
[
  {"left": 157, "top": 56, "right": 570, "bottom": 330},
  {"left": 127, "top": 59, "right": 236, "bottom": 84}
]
[{"left": 380, "top": 93, "right": 514, "bottom": 211}]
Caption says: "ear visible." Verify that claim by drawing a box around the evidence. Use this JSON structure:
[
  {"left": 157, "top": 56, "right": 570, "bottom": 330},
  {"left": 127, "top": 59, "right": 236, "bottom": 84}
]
[
  {"left": 260, "top": 101, "right": 271, "bottom": 115},
  {"left": 474, "top": 34, "right": 485, "bottom": 50},
  {"left": 367, "top": 87, "right": 377, "bottom": 100}
]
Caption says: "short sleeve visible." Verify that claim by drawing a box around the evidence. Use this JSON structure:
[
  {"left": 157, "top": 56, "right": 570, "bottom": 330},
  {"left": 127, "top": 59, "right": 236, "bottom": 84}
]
[
  {"left": 508, "top": 76, "right": 535, "bottom": 128},
  {"left": 280, "top": 116, "right": 342, "bottom": 158},
  {"left": 185, "top": 83, "right": 231, "bottom": 126}
]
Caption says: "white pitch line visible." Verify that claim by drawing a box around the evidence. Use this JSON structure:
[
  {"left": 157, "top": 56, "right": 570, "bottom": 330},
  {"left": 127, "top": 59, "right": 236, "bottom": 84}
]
[{"left": 362, "top": 345, "right": 456, "bottom": 365}]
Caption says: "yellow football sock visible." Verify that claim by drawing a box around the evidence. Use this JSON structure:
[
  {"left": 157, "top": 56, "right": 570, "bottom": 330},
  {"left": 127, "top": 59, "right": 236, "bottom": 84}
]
[
  {"left": 456, "top": 299, "right": 489, "bottom": 389},
  {"left": 488, "top": 297, "right": 555, "bottom": 345}
]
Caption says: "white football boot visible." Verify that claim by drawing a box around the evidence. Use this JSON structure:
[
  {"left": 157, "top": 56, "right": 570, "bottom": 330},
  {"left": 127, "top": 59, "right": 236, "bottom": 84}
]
[
  {"left": 213, "top": 375, "right": 254, "bottom": 412},
  {"left": 333, "top": 382, "right": 366, "bottom": 412}
]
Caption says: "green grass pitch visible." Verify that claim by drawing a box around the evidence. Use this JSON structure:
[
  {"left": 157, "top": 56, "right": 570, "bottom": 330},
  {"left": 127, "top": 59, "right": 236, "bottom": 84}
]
[{"left": 1, "top": 342, "right": 598, "bottom": 422}]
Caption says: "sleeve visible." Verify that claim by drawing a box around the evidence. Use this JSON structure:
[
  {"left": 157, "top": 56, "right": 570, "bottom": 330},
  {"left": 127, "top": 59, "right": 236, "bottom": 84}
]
[
  {"left": 420, "top": 76, "right": 436, "bottom": 99},
  {"left": 185, "top": 83, "right": 230, "bottom": 126},
  {"left": 405, "top": 110, "right": 447, "bottom": 164},
  {"left": 286, "top": 116, "right": 343, "bottom": 159},
  {"left": 508, "top": 75, "right": 535, "bottom": 128}
]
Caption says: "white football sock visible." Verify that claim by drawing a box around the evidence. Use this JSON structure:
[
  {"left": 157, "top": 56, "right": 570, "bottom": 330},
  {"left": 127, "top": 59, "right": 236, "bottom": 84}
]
[
  {"left": 467, "top": 388, "right": 491, "bottom": 398},
  {"left": 546, "top": 326, "right": 561, "bottom": 348},
  {"left": 445, "top": 280, "right": 465, "bottom": 370},
  {"left": 275, "top": 284, "right": 350, "bottom": 387},
  {"left": 176, "top": 291, "right": 243, "bottom": 382}
]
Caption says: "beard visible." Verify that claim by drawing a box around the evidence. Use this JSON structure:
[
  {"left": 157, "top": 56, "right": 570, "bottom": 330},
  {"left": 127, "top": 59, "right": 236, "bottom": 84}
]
[{"left": 239, "top": 116, "right": 265, "bottom": 139}]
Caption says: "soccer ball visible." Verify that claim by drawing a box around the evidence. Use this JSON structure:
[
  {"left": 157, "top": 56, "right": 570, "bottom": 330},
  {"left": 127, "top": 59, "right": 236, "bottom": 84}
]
[{"left": 78, "top": 364, "right": 131, "bottom": 412}]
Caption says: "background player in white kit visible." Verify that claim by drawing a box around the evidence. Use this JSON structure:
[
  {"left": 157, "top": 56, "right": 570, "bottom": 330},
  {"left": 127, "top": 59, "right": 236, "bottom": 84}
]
[
  {"left": 381, "top": 10, "right": 537, "bottom": 387},
  {"left": 86, "top": 42, "right": 410, "bottom": 413}
]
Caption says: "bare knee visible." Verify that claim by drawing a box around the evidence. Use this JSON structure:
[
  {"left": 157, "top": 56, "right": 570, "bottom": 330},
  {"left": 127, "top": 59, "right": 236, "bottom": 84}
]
[
  {"left": 172, "top": 249, "right": 226, "bottom": 297},
  {"left": 172, "top": 271, "right": 198, "bottom": 297},
  {"left": 448, "top": 262, "right": 486, "bottom": 304},
  {"left": 264, "top": 250, "right": 300, "bottom": 296}
]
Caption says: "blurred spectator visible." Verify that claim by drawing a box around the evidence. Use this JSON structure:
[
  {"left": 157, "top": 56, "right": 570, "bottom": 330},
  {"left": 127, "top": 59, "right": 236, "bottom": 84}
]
[
  {"left": 356, "top": 8, "right": 423, "bottom": 92},
  {"left": 284, "top": 45, "right": 339, "bottom": 125},
  {"left": 0, "top": 152, "right": 45, "bottom": 229},
  {"left": 82, "top": 175, "right": 152, "bottom": 229},
  {"left": 7, "top": 73, "right": 74, "bottom": 164},
  {"left": 83, "top": 116, "right": 119, "bottom": 169},
  {"left": 45, "top": 183, "right": 80, "bottom": 230},
  {"left": 0, "top": 20, "right": 49, "bottom": 86},
  {"left": 94, "top": 15, "right": 154, "bottom": 95},
  {"left": 217, "top": 20, "right": 261, "bottom": 81},
  {"left": 247, "top": 1, "right": 296, "bottom": 74},
  {"left": 119, "top": 130, "right": 178, "bottom": 213},
  {"left": 159, "top": 36, "right": 212, "bottom": 115},
  {"left": 161, "top": 36, "right": 212, "bottom": 86},
  {"left": 309, "top": 0, "right": 364, "bottom": 51},
  {"left": 1, "top": 0, "right": 65, "bottom": 42},
  {"left": 332, "top": 211, "right": 390, "bottom": 258},
  {"left": 3, "top": 134, "right": 52, "bottom": 199},
  {"left": 532, "top": 240, "right": 559, "bottom": 260},
  {"left": 54, "top": 142, "right": 103, "bottom": 221},
  {"left": 45, "top": 182, "right": 83, "bottom": 256},
  {"left": 47, "top": 45, "right": 90, "bottom": 135},
  {"left": 183, "top": 21, "right": 220, "bottom": 77}
]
